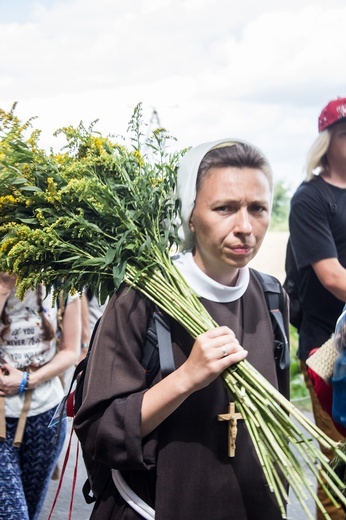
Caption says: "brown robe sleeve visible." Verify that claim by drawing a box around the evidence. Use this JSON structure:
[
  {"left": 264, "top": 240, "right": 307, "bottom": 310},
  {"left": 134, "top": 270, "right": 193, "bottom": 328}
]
[{"left": 74, "top": 283, "right": 158, "bottom": 471}]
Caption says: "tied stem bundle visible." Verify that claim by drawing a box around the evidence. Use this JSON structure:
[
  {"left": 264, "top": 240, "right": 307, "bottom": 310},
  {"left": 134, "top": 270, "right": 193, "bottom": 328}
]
[
  {"left": 1, "top": 103, "right": 346, "bottom": 519},
  {"left": 125, "top": 261, "right": 346, "bottom": 519}
]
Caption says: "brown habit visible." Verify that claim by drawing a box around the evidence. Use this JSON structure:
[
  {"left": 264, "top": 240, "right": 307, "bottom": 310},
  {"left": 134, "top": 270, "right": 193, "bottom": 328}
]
[{"left": 74, "top": 270, "right": 290, "bottom": 520}]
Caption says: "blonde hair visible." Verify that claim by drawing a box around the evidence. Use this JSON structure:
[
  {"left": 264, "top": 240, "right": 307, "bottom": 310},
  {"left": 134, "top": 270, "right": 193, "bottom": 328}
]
[{"left": 304, "top": 130, "right": 331, "bottom": 180}]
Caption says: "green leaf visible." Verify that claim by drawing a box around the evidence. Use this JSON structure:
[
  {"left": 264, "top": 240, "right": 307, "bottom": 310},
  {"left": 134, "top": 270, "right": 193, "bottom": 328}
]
[
  {"left": 20, "top": 186, "right": 41, "bottom": 192},
  {"left": 104, "top": 247, "right": 116, "bottom": 266},
  {"left": 112, "top": 261, "right": 127, "bottom": 289},
  {"left": 19, "top": 218, "right": 39, "bottom": 224}
]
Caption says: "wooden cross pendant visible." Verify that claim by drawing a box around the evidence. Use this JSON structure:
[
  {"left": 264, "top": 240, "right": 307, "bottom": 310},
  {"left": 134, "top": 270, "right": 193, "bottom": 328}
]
[{"left": 217, "top": 402, "right": 243, "bottom": 457}]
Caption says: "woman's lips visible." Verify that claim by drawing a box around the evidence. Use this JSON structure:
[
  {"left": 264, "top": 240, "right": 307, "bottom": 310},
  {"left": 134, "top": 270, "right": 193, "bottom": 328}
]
[{"left": 228, "top": 244, "right": 253, "bottom": 255}]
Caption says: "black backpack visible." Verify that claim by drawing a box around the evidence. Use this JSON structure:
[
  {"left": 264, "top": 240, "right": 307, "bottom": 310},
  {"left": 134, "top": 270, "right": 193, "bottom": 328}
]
[
  {"left": 56, "top": 272, "right": 288, "bottom": 505},
  {"left": 253, "top": 270, "right": 289, "bottom": 376},
  {"left": 283, "top": 239, "right": 303, "bottom": 331},
  {"left": 283, "top": 176, "right": 337, "bottom": 331}
]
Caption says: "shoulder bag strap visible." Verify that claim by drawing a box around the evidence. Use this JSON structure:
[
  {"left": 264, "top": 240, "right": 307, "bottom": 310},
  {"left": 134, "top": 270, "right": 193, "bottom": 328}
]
[
  {"left": 252, "top": 270, "right": 290, "bottom": 370},
  {"left": 153, "top": 309, "right": 175, "bottom": 378}
]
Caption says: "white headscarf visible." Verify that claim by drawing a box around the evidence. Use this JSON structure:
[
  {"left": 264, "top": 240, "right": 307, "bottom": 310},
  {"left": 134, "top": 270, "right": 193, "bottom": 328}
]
[{"left": 176, "top": 138, "right": 247, "bottom": 245}]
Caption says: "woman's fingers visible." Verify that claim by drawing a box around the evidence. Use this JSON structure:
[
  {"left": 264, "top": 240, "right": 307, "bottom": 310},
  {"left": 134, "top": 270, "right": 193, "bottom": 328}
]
[
  {"left": 202, "top": 326, "right": 237, "bottom": 340},
  {"left": 186, "top": 326, "right": 248, "bottom": 387},
  {"left": 221, "top": 346, "right": 248, "bottom": 364},
  {"left": 196, "top": 326, "right": 244, "bottom": 359},
  {"left": 0, "top": 365, "right": 23, "bottom": 395}
]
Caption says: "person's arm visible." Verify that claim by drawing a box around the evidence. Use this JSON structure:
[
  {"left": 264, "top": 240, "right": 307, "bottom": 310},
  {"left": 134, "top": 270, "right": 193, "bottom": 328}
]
[
  {"left": 0, "top": 273, "right": 16, "bottom": 315},
  {"left": 0, "top": 296, "right": 81, "bottom": 396},
  {"left": 289, "top": 190, "right": 346, "bottom": 302},
  {"left": 312, "top": 258, "right": 346, "bottom": 302},
  {"left": 29, "top": 295, "right": 81, "bottom": 387},
  {"left": 77, "top": 290, "right": 91, "bottom": 363},
  {"left": 141, "top": 326, "right": 247, "bottom": 437}
]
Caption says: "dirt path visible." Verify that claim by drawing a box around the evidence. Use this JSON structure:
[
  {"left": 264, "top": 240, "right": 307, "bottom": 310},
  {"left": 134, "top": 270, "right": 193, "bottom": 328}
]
[{"left": 249, "top": 231, "right": 289, "bottom": 283}]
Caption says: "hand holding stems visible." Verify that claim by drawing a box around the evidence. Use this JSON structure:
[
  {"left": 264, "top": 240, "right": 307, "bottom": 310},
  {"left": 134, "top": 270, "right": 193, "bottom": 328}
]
[
  {"left": 141, "top": 326, "right": 247, "bottom": 437},
  {"left": 181, "top": 326, "right": 248, "bottom": 392}
]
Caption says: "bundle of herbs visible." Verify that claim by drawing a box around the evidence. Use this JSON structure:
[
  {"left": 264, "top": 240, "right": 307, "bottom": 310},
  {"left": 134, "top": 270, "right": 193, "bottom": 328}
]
[{"left": 0, "top": 103, "right": 346, "bottom": 519}]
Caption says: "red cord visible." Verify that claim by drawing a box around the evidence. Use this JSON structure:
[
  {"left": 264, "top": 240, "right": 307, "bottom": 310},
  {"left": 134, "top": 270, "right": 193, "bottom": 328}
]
[
  {"left": 69, "top": 437, "right": 79, "bottom": 519},
  {"left": 48, "top": 425, "right": 76, "bottom": 519}
]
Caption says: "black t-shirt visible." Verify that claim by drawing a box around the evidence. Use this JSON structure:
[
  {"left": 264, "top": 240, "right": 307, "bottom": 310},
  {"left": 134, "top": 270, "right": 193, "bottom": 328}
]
[{"left": 289, "top": 176, "right": 346, "bottom": 360}]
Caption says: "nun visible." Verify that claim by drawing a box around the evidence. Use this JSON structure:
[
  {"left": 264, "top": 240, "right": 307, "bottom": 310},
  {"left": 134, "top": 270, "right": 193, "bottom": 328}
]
[{"left": 74, "top": 139, "right": 290, "bottom": 520}]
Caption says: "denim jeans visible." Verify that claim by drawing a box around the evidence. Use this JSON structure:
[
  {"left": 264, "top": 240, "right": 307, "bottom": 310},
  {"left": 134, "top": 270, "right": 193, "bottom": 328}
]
[{"left": 0, "top": 407, "right": 66, "bottom": 520}]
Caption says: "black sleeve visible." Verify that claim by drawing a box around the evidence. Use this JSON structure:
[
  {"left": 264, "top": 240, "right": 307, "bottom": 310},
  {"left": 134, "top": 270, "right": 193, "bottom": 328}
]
[{"left": 289, "top": 183, "right": 338, "bottom": 269}]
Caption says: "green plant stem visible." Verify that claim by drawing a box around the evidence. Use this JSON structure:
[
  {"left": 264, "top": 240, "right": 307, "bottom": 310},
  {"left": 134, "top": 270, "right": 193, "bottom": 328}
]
[{"left": 125, "top": 260, "right": 346, "bottom": 518}]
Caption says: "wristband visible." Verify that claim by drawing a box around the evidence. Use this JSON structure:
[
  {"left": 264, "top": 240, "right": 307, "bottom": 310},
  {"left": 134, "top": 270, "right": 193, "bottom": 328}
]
[{"left": 19, "top": 371, "right": 29, "bottom": 395}]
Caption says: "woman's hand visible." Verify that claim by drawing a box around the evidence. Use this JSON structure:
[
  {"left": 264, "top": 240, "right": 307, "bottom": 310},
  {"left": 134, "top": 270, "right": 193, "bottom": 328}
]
[
  {"left": 141, "top": 326, "right": 248, "bottom": 437},
  {"left": 181, "top": 326, "right": 248, "bottom": 392},
  {"left": 0, "top": 364, "right": 24, "bottom": 396}
]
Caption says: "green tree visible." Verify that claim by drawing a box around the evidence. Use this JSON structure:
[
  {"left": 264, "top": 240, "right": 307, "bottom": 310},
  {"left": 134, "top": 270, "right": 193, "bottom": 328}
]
[{"left": 270, "top": 180, "right": 290, "bottom": 230}]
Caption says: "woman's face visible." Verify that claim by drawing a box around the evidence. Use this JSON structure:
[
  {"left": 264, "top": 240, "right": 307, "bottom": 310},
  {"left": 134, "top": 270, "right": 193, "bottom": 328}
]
[{"left": 189, "top": 166, "right": 271, "bottom": 286}]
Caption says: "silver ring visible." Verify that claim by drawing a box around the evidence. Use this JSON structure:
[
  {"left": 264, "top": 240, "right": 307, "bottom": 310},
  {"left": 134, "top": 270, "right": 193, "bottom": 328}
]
[{"left": 221, "top": 346, "right": 227, "bottom": 357}]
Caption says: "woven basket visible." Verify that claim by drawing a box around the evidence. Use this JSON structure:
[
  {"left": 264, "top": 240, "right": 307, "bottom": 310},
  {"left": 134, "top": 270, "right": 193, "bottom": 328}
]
[{"left": 306, "top": 335, "right": 338, "bottom": 383}]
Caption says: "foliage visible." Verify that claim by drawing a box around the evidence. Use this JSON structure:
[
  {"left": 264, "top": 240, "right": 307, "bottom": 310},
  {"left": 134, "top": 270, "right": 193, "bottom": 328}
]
[
  {"left": 289, "top": 325, "right": 311, "bottom": 408},
  {"left": 270, "top": 180, "right": 290, "bottom": 231},
  {"left": 269, "top": 180, "right": 290, "bottom": 231},
  {"left": 0, "top": 103, "right": 183, "bottom": 302}
]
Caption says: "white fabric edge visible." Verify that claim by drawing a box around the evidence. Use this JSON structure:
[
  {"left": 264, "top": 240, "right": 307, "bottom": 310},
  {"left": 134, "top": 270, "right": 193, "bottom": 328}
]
[{"left": 112, "top": 469, "right": 155, "bottom": 519}]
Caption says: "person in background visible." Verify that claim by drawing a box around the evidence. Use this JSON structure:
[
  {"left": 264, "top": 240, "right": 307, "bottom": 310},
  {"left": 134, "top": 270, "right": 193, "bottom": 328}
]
[
  {"left": 74, "top": 139, "right": 290, "bottom": 520},
  {"left": 77, "top": 288, "right": 108, "bottom": 363},
  {"left": 288, "top": 96, "right": 346, "bottom": 520},
  {"left": 84, "top": 287, "right": 108, "bottom": 335},
  {"left": 0, "top": 272, "right": 81, "bottom": 520}
]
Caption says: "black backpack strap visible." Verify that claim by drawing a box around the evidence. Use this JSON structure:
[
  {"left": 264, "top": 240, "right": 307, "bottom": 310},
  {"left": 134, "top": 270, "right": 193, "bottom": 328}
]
[
  {"left": 153, "top": 309, "right": 175, "bottom": 378},
  {"left": 252, "top": 270, "right": 290, "bottom": 371},
  {"left": 141, "top": 306, "right": 175, "bottom": 384},
  {"left": 283, "top": 238, "right": 303, "bottom": 330}
]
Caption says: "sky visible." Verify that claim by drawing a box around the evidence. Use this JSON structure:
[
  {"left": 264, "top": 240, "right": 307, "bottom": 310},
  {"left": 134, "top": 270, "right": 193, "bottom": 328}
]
[{"left": 0, "top": 0, "right": 345, "bottom": 190}]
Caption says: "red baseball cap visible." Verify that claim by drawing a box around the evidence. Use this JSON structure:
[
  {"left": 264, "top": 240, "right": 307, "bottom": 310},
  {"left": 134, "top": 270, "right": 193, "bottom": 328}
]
[{"left": 318, "top": 97, "right": 346, "bottom": 132}]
